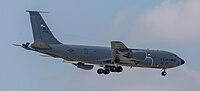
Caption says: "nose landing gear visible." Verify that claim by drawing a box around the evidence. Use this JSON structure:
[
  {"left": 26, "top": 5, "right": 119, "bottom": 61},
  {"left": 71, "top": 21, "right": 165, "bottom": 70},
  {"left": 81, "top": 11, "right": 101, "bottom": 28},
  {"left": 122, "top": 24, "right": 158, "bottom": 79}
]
[{"left": 161, "top": 68, "right": 167, "bottom": 76}]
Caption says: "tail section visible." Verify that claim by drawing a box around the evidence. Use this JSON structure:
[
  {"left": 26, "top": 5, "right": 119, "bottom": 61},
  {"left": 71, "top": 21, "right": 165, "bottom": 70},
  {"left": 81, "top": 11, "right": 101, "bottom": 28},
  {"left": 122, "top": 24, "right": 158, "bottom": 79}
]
[{"left": 26, "top": 10, "right": 61, "bottom": 44}]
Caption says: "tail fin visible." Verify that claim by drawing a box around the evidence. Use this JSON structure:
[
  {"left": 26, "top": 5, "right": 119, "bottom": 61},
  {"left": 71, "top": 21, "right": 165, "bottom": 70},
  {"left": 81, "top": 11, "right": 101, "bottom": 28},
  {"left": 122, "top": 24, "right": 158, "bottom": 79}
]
[{"left": 26, "top": 10, "right": 61, "bottom": 44}]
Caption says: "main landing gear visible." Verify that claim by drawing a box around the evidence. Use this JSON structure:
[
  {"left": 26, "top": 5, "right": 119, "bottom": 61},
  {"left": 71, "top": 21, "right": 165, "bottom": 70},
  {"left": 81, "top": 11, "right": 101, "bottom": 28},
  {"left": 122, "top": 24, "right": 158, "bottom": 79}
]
[
  {"left": 97, "top": 66, "right": 123, "bottom": 75},
  {"left": 161, "top": 68, "right": 167, "bottom": 76}
]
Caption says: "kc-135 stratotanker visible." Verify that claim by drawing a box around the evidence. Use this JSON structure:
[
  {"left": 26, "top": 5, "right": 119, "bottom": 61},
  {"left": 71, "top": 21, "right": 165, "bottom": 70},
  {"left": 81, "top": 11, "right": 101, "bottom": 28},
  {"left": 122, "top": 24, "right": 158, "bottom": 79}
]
[{"left": 14, "top": 11, "right": 185, "bottom": 76}]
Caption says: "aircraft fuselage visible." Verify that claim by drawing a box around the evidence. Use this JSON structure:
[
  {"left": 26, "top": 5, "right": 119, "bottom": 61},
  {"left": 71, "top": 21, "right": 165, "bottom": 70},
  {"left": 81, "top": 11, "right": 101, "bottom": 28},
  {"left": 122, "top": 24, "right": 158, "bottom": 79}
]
[{"left": 36, "top": 44, "right": 184, "bottom": 69}]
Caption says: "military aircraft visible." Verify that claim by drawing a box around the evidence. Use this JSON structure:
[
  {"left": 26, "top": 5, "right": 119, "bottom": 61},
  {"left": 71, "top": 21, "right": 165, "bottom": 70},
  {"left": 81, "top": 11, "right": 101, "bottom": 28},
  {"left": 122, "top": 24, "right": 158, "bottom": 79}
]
[{"left": 14, "top": 11, "right": 185, "bottom": 76}]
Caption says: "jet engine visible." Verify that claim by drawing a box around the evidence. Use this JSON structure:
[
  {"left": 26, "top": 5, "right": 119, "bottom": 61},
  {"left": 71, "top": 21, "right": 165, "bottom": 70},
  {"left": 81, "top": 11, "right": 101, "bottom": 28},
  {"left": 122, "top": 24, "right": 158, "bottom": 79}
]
[{"left": 73, "top": 62, "right": 94, "bottom": 70}]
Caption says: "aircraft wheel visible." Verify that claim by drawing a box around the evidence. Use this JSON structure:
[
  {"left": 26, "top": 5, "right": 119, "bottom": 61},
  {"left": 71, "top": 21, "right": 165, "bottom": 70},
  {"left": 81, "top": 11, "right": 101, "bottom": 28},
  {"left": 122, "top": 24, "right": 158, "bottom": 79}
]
[
  {"left": 161, "top": 71, "right": 167, "bottom": 76},
  {"left": 97, "top": 69, "right": 104, "bottom": 74},
  {"left": 116, "top": 66, "right": 123, "bottom": 72},
  {"left": 104, "top": 69, "right": 110, "bottom": 75},
  {"left": 110, "top": 67, "right": 116, "bottom": 72}
]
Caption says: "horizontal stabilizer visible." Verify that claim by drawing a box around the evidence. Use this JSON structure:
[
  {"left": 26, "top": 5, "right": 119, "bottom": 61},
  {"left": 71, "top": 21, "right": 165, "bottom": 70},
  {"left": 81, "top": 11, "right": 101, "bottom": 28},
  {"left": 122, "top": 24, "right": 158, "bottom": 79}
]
[
  {"left": 13, "top": 44, "right": 22, "bottom": 47},
  {"left": 13, "top": 42, "right": 32, "bottom": 50}
]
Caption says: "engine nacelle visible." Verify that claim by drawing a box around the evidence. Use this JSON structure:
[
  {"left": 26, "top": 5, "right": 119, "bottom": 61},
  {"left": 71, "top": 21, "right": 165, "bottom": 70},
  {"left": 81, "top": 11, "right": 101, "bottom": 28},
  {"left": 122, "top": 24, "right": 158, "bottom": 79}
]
[
  {"left": 138, "top": 57, "right": 153, "bottom": 66},
  {"left": 130, "top": 51, "right": 147, "bottom": 61},
  {"left": 73, "top": 62, "right": 94, "bottom": 70}
]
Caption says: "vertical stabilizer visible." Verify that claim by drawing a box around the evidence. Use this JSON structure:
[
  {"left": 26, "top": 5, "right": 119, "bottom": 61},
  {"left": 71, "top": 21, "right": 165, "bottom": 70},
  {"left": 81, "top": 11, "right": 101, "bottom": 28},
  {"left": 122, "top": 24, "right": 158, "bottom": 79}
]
[{"left": 26, "top": 10, "right": 61, "bottom": 44}]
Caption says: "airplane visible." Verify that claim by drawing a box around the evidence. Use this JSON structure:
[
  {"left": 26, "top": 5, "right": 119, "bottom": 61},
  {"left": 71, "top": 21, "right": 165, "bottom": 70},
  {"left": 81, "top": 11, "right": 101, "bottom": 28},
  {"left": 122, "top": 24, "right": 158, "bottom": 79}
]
[{"left": 14, "top": 10, "right": 185, "bottom": 76}]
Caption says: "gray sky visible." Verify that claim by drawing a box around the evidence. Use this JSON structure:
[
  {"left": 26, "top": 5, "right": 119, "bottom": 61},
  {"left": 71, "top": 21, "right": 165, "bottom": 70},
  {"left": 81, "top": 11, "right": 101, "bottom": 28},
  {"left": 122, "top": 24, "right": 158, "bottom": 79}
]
[{"left": 0, "top": 0, "right": 200, "bottom": 91}]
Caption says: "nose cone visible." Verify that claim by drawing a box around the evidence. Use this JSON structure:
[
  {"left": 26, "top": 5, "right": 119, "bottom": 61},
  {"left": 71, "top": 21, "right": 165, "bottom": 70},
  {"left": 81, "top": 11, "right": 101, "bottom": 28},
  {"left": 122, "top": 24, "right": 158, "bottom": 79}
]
[
  {"left": 181, "top": 59, "right": 185, "bottom": 65},
  {"left": 178, "top": 57, "right": 185, "bottom": 65}
]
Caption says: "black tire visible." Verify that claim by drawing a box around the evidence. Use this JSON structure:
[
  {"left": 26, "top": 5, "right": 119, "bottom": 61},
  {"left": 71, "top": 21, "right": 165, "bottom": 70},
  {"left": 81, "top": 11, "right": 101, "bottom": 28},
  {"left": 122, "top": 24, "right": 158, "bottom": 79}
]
[
  {"left": 110, "top": 67, "right": 116, "bottom": 72},
  {"left": 97, "top": 69, "right": 104, "bottom": 74},
  {"left": 161, "top": 71, "right": 167, "bottom": 76},
  {"left": 104, "top": 69, "right": 110, "bottom": 75},
  {"left": 116, "top": 66, "right": 123, "bottom": 72}
]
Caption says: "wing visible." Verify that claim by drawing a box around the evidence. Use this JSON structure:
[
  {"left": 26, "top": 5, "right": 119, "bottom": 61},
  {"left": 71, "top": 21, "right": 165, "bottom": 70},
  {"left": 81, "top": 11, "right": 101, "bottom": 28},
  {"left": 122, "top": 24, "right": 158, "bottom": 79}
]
[
  {"left": 111, "top": 41, "right": 138, "bottom": 64},
  {"left": 111, "top": 41, "right": 128, "bottom": 50}
]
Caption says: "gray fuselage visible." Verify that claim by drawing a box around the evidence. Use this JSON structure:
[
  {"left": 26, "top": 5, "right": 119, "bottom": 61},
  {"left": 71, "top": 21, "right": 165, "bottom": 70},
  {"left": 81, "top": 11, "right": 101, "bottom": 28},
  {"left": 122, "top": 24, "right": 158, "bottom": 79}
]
[{"left": 35, "top": 44, "right": 183, "bottom": 69}]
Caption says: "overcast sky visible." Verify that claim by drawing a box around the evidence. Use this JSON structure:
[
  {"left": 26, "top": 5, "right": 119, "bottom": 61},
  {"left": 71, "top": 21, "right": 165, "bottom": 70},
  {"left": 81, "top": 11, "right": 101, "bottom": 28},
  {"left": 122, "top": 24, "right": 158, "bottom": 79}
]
[{"left": 0, "top": 0, "right": 200, "bottom": 91}]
